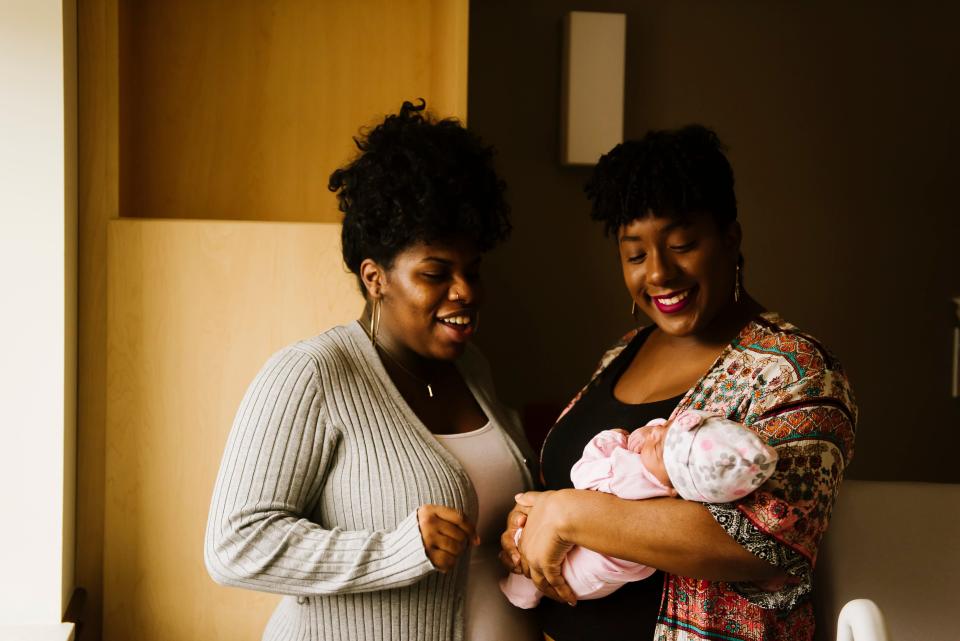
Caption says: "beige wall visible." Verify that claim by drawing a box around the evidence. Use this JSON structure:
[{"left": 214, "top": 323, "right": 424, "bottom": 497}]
[
  {"left": 468, "top": 1, "right": 960, "bottom": 483},
  {"left": 0, "top": 0, "right": 77, "bottom": 628}
]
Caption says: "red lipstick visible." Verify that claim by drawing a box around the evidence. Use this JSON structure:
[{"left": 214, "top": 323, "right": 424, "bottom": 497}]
[{"left": 650, "top": 288, "right": 695, "bottom": 314}]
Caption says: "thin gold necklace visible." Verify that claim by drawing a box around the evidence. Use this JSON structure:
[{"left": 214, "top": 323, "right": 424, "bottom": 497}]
[{"left": 376, "top": 343, "right": 435, "bottom": 398}]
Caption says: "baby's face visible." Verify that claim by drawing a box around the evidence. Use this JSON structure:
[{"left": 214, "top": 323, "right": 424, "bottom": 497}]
[{"left": 633, "top": 422, "right": 672, "bottom": 488}]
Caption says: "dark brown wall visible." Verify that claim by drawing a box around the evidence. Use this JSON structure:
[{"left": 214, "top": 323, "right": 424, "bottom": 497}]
[{"left": 469, "top": 1, "right": 960, "bottom": 482}]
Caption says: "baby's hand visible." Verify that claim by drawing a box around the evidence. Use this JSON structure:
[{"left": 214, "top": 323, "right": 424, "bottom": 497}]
[{"left": 417, "top": 504, "right": 479, "bottom": 573}]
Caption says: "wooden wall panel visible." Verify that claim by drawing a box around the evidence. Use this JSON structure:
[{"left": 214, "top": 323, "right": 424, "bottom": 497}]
[
  {"left": 120, "top": 0, "right": 470, "bottom": 221},
  {"left": 77, "top": 1, "right": 119, "bottom": 639},
  {"left": 64, "top": 0, "right": 79, "bottom": 617},
  {"left": 104, "top": 220, "right": 362, "bottom": 641}
]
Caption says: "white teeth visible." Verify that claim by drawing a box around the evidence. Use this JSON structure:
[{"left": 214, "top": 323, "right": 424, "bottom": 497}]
[
  {"left": 656, "top": 290, "right": 690, "bottom": 305},
  {"left": 441, "top": 315, "right": 471, "bottom": 326}
]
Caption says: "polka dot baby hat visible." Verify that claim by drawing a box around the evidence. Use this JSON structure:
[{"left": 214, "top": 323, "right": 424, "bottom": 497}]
[{"left": 662, "top": 409, "right": 778, "bottom": 503}]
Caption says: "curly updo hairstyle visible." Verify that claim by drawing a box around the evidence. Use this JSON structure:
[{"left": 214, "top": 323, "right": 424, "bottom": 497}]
[
  {"left": 329, "top": 99, "right": 510, "bottom": 293},
  {"left": 584, "top": 125, "right": 737, "bottom": 237}
]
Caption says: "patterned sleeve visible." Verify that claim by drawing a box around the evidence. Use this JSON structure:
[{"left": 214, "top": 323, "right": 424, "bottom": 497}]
[{"left": 706, "top": 361, "right": 857, "bottom": 610}]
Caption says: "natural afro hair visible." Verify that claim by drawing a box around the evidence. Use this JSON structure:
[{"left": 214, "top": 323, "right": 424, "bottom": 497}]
[
  {"left": 584, "top": 125, "right": 737, "bottom": 236},
  {"left": 329, "top": 99, "right": 510, "bottom": 288}
]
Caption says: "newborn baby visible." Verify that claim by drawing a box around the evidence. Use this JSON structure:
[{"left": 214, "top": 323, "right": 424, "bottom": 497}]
[{"left": 500, "top": 409, "right": 778, "bottom": 608}]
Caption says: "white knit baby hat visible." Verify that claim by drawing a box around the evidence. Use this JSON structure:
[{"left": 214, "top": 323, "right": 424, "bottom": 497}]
[{"left": 662, "top": 409, "right": 778, "bottom": 503}]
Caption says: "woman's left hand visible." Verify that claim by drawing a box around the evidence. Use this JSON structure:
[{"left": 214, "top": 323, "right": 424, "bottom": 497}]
[
  {"left": 498, "top": 502, "right": 529, "bottom": 574},
  {"left": 514, "top": 490, "right": 578, "bottom": 606}
]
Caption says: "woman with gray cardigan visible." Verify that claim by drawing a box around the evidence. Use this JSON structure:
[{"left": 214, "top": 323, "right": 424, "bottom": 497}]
[{"left": 204, "top": 101, "right": 540, "bottom": 641}]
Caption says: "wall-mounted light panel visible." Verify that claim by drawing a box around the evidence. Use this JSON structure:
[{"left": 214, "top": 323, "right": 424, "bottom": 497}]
[{"left": 561, "top": 11, "right": 626, "bottom": 166}]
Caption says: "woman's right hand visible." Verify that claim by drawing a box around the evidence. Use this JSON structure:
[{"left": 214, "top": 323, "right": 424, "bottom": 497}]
[
  {"left": 498, "top": 500, "right": 530, "bottom": 574},
  {"left": 417, "top": 504, "right": 479, "bottom": 573}
]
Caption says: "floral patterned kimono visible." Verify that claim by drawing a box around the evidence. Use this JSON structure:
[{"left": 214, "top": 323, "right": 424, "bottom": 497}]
[{"left": 549, "top": 312, "right": 857, "bottom": 641}]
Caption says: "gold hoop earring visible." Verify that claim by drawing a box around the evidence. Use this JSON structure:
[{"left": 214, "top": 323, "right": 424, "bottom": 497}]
[
  {"left": 734, "top": 264, "right": 742, "bottom": 303},
  {"left": 370, "top": 298, "right": 382, "bottom": 346}
]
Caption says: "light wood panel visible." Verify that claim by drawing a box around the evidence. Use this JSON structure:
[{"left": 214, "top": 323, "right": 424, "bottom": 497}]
[
  {"left": 77, "top": 1, "right": 119, "bottom": 638},
  {"left": 119, "top": 0, "right": 470, "bottom": 221},
  {"left": 63, "top": 0, "right": 79, "bottom": 617},
  {"left": 104, "top": 219, "right": 362, "bottom": 641}
]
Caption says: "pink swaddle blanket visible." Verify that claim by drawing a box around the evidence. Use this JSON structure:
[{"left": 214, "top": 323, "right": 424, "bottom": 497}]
[
  {"left": 500, "top": 411, "right": 778, "bottom": 608},
  {"left": 499, "top": 428, "right": 670, "bottom": 608}
]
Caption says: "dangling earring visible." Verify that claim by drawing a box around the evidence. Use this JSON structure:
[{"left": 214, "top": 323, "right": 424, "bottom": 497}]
[
  {"left": 734, "top": 263, "right": 742, "bottom": 304},
  {"left": 474, "top": 310, "right": 481, "bottom": 335},
  {"left": 630, "top": 300, "right": 639, "bottom": 320},
  {"left": 370, "top": 298, "right": 382, "bottom": 346}
]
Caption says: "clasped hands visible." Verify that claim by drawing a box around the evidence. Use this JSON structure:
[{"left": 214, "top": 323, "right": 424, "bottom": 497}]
[
  {"left": 418, "top": 489, "right": 580, "bottom": 605},
  {"left": 498, "top": 490, "right": 579, "bottom": 605}
]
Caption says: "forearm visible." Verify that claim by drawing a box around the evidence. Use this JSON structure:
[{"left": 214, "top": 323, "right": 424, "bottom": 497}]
[
  {"left": 555, "top": 489, "right": 785, "bottom": 582},
  {"left": 205, "top": 507, "right": 435, "bottom": 595}
]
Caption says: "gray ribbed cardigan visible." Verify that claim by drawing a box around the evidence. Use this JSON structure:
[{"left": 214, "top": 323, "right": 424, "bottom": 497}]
[{"left": 205, "top": 321, "right": 535, "bottom": 641}]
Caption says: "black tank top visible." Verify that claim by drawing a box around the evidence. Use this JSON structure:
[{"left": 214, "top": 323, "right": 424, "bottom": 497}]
[{"left": 538, "top": 327, "right": 684, "bottom": 641}]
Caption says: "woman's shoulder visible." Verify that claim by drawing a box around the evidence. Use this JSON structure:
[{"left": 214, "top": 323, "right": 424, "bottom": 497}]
[
  {"left": 264, "top": 321, "right": 370, "bottom": 377},
  {"left": 730, "top": 312, "right": 857, "bottom": 420},
  {"left": 733, "top": 312, "right": 847, "bottom": 380}
]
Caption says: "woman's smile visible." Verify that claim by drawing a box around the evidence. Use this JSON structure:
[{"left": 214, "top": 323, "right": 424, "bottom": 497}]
[
  {"left": 649, "top": 286, "right": 697, "bottom": 314},
  {"left": 436, "top": 310, "right": 477, "bottom": 342}
]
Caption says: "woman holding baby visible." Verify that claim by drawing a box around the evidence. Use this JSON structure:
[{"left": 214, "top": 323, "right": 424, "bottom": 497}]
[{"left": 500, "top": 126, "right": 857, "bottom": 641}]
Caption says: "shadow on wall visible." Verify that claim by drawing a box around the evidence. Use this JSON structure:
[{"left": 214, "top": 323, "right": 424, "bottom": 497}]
[{"left": 468, "top": 0, "right": 960, "bottom": 484}]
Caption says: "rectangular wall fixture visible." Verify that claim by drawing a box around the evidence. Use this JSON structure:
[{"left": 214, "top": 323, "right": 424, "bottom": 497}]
[
  {"left": 953, "top": 297, "right": 960, "bottom": 398},
  {"left": 561, "top": 11, "right": 626, "bottom": 166}
]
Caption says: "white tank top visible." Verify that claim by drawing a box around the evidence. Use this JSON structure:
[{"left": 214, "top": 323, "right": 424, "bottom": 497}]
[{"left": 435, "top": 422, "right": 540, "bottom": 641}]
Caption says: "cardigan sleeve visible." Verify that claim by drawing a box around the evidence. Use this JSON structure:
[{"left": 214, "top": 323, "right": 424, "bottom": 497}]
[
  {"left": 204, "top": 346, "right": 435, "bottom": 596},
  {"left": 706, "top": 361, "right": 857, "bottom": 610}
]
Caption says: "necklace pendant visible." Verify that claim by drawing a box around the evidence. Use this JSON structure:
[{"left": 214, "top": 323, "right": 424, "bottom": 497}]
[{"left": 427, "top": 384, "right": 434, "bottom": 398}]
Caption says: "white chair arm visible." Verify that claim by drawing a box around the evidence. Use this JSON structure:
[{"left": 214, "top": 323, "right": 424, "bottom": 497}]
[{"left": 837, "top": 599, "right": 891, "bottom": 641}]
